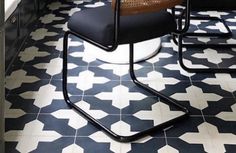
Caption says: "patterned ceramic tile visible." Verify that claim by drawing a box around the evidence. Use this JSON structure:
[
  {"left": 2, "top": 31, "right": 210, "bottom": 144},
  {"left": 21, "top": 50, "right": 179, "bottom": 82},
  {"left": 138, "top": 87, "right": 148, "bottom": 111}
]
[{"left": 5, "top": 0, "right": 236, "bottom": 152}]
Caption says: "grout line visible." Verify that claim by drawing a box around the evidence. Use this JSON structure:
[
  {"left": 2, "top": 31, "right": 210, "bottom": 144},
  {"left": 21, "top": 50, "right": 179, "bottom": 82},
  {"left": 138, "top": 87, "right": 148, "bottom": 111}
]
[
  {"left": 73, "top": 129, "right": 78, "bottom": 144},
  {"left": 163, "top": 129, "right": 168, "bottom": 145},
  {"left": 201, "top": 110, "right": 206, "bottom": 122},
  {"left": 36, "top": 108, "right": 41, "bottom": 120}
]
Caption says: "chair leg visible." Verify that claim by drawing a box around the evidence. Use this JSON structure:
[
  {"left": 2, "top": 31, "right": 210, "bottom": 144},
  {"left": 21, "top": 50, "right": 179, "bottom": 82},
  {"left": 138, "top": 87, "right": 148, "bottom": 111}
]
[
  {"left": 62, "top": 31, "right": 189, "bottom": 142},
  {"left": 129, "top": 43, "right": 189, "bottom": 113}
]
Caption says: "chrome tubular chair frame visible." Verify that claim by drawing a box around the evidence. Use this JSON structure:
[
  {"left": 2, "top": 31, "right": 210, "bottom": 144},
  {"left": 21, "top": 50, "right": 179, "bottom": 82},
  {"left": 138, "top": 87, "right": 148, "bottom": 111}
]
[{"left": 62, "top": 0, "right": 190, "bottom": 142}]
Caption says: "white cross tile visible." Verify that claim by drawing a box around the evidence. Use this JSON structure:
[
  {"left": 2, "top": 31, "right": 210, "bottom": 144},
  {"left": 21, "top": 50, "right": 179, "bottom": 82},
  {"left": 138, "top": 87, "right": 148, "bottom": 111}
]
[
  {"left": 198, "top": 11, "right": 229, "bottom": 18},
  {"left": 162, "top": 40, "right": 186, "bottom": 52},
  {"left": 34, "top": 57, "right": 77, "bottom": 76},
  {"left": 60, "top": 8, "right": 81, "bottom": 16},
  {"left": 95, "top": 85, "right": 146, "bottom": 109},
  {"left": 67, "top": 70, "right": 109, "bottom": 91},
  {"left": 190, "top": 20, "right": 208, "bottom": 26},
  {"left": 40, "top": 14, "right": 64, "bottom": 24},
  {"left": 193, "top": 30, "right": 210, "bottom": 43},
  {"left": 111, "top": 121, "right": 137, "bottom": 136},
  {"left": 30, "top": 28, "right": 58, "bottom": 41},
  {"left": 146, "top": 52, "right": 172, "bottom": 64},
  {"left": 203, "top": 74, "right": 236, "bottom": 92},
  {"left": 53, "top": 22, "right": 69, "bottom": 31},
  {"left": 20, "top": 84, "right": 64, "bottom": 108},
  {"left": 84, "top": 2, "right": 105, "bottom": 8},
  {"left": 5, "top": 70, "right": 40, "bottom": 90},
  {"left": 171, "top": 85, "right": 222, "bottom": 110},
  {"left": 70, "top": 51, "right": 96, "bottom": 63},
  {"left": 47, "top": 2, "right": 70, "bottom": 11},
  {"left": 75, "top": 100, "right": 108, "bottom": 119},
  {"left": 216, "top": 104, "right": 236, "bottom": 121},
  {"left": 197, "top": 37, "right": 211, "bottom": 44},
  {"left": 180, "top": 59, "right": 209, "bottom": 69},
  {"left": 5, "top": 100, "right": 26, "bottom": 118},
  {"left": 72, "top": 0, "right": 84, "bottom": 5},
  {"left": 192, "top": 49, "right": 233, "bottom": 64},
  {"left": 229, "top": 65, "right": 236, "bottom": 68},
  {"left": 62, "top": 144, "right": 84, "bottom": 153},
  {"left": 158, "top": 145, "right": 179, "bottom": 153},
  {"left": 226, "top": 17, "right": 236, "bottom": 23},
  {"left": 19, "top": 46, "right": 50, "bottom": 62},
  {"left": 89, "top": 121, "right": 152, "bottom": 153},
  {"left": 228, "top": 26, "right": 236, "bottom": 30},
  {"left": 164, "top": 62, "right": 195, "bottom": 77},
  {"left": 180, "top": 122, "right": 236, "bottom": 153},
  {"left": 45, "top": 37, "right": 82, "bottom": 52},
  {"left": 5, "top": 120, "right": 61, "bottom": 153},
  {"left": 98, "top": 63, "right": 142, "bottom": 77},
  {"left": 138, "top": 71, "right": 180, "bottom": 91},
  {"left": 134, "top": 102, "right": 184, "bottom": 126},
  {"left": 226, "top": 38, "right": 236, "bottom": 44},
  {"left": 52, "top": 109, "right": 88, "bottom": 129},
  {"left": 89, "top": 131, "right": 132, "bottom": 153},
  {"left": 206, "top": 22, "right": 229, "bottom": 33},
  {"left": 34, "top": 58, "right": 63, "bottom": 76},
  {"left": 232, "top": 48, "right": 236, "bottom": 52}
]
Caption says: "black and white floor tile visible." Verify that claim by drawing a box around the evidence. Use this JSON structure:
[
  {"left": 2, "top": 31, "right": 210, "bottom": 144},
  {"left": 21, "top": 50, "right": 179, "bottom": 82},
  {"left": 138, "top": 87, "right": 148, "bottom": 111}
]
[{"left": 5, "top": 0, "right": 236, "bottom": 152}]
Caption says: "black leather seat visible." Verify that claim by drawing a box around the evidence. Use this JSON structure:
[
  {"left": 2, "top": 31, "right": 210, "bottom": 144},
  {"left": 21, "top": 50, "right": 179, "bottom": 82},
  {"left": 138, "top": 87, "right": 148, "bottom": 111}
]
[{"left": 68, "top": 5, "right": 176, "bottom": 46}]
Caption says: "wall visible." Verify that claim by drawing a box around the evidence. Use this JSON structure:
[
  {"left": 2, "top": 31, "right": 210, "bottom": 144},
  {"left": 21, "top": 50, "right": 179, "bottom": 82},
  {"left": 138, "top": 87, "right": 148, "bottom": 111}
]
[{"left": 0, "top": 0, "right": 5, "bottom": 152}]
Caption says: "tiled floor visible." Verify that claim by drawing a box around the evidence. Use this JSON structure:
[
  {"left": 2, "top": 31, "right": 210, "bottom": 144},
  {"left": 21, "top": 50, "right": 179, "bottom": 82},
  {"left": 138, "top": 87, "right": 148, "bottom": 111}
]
[{"left": 5, "top": 0, "right": 236, "bottom": 152}]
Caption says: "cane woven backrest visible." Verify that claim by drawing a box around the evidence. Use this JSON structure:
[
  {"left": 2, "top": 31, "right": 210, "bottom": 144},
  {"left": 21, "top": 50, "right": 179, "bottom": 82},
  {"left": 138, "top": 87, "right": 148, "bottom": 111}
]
[{"left": 112, "top": 0, "right": 183, "bottom": 15}]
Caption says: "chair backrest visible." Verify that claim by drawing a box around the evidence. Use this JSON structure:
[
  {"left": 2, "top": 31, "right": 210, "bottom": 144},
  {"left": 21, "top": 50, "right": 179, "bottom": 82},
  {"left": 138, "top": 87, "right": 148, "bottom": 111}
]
[{"left": 112, "top": 0, "right": 183, "bottom": 15}]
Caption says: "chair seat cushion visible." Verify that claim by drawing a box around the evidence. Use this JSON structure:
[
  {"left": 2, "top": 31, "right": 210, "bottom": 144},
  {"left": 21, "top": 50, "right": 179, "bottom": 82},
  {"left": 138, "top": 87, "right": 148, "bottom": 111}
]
[{"left": 68, "top": 4, "right": 176, "bottom": 46}]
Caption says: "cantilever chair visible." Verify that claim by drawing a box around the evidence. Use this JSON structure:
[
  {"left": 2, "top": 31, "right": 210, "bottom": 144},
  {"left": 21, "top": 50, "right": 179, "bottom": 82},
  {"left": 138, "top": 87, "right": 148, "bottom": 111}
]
[
  {"left": 174, "top": 0, "right": 236, "bottom": 73},
  {"left": 63, "top": 0, "right": 190, "bottom": 142}
]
